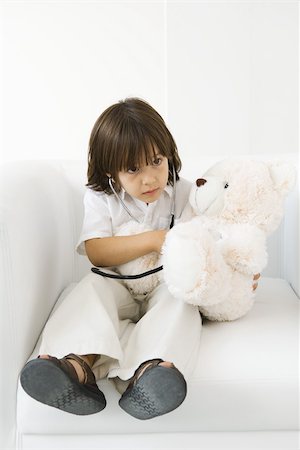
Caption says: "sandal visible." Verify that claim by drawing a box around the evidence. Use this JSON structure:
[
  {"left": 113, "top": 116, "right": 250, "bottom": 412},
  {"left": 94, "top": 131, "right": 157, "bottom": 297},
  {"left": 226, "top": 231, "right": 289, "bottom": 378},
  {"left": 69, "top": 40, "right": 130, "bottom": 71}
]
[
  {"left": 119, "top": 358, "right": 187, "bottom": 420},
  {"left": 20, "top": 353, "right": 106, "bottom": 415}
]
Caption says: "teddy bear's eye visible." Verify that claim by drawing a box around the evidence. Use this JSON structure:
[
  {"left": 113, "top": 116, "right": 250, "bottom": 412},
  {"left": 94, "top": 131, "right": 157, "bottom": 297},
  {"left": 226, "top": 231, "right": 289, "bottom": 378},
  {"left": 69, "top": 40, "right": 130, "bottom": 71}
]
[{"left": 224, "top": 183, "right": 229, "bottom": 189}]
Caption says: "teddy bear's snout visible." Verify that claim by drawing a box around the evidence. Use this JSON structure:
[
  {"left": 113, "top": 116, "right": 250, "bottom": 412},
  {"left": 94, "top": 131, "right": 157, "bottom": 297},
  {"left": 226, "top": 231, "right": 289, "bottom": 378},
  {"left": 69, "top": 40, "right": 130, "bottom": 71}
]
[{"left": 196, "top": 178, "right": 207, "bottom": 187}]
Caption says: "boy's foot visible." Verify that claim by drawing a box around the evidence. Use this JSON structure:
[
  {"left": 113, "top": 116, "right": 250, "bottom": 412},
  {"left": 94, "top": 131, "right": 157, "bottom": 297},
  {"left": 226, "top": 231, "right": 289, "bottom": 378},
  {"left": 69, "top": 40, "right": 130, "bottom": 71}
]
[
  {"left": 20, "top": 353, "right": 106, "bottom": 415},
  {"left": 38, "top": 354, "right": 93, "bottom": 383},
  {"left": 119, "top": 359, "right": 187, "bottom": 420}
]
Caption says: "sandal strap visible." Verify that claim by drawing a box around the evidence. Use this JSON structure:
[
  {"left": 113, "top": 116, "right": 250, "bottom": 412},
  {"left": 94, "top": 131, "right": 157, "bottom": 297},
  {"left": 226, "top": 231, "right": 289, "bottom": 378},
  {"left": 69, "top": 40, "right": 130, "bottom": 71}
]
[
  {"left": 127, "top": 358, "right": 164, "bottom": 391},
  {"left": 65, "top": 353, "right": 96, "bottom": 385},
  {"left": 38, "top": 354, "right": 96, "bottom": 385}
]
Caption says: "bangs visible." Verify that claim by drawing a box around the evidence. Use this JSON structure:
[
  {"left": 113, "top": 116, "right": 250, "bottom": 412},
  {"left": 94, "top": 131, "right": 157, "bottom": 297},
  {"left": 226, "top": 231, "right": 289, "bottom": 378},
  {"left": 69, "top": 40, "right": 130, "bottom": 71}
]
[
  {"left": 108, "top": 120, "right": 173, "bottom": 176},
  {"left": 119, "top": 140, "right": 158, "bottom": 172}
]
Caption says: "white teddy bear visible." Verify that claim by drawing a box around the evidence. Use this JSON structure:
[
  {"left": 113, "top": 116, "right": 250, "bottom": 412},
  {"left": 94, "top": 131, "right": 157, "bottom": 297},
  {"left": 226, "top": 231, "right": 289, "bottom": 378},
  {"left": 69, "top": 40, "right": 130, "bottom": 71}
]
[
  {"left": 114, "top": 158, "right": 296, "bottom": 321},
  {"left": 162, "top": 158, "right": 296, "bottom": 321}
]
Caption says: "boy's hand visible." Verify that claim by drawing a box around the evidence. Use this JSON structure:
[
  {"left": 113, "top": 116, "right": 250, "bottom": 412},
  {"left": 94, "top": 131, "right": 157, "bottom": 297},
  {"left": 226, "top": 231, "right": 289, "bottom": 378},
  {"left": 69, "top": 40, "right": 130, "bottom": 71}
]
[
  {"left": 152, "top": 229, "right": 168, "bottom": 254},
  {"left": 252, "top": 273, "right": 260, "bottom": 291}
]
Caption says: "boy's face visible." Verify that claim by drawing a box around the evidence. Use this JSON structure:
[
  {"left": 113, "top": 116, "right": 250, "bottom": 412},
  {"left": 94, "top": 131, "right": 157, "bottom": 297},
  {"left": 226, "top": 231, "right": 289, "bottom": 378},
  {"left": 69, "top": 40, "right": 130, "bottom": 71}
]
[{"left": 117, "top": 152, "right": 169, "bottom": 203}]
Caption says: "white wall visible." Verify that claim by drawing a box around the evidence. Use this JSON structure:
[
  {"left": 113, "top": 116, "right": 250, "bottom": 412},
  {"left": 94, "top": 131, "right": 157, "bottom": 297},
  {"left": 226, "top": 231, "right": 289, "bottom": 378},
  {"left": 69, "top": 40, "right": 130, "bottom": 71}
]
[{"left": 1, "top": 0, "right": 298, "bottom": 168}]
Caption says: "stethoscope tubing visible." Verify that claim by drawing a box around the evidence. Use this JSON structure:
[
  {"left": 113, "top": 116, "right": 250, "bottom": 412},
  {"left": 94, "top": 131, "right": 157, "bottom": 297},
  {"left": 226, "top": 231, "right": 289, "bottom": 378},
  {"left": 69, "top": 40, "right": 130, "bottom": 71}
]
[{"left": 91, "top": 265, "right": 163, "bottom": 279}]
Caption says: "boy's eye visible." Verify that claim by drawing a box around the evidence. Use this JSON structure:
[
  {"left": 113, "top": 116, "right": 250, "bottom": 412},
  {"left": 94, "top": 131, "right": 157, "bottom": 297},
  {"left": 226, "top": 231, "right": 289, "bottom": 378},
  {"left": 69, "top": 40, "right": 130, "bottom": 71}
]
[
  {"left": 127, "top": 167, "right": 139, "bottom": 174},
  {"left": 152, "top": 157, "right": 162, "bottom": 166}
]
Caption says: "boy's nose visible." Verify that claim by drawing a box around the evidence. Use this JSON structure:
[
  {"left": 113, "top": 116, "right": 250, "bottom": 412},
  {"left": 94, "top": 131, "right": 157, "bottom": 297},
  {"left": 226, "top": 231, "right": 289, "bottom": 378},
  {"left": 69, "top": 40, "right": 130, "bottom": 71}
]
[
  {"left": 143, "top": 177, "right": 156, "bottom": 186},
  {"left": 142, "top": 168, "right": 156, "bottom": 184}
]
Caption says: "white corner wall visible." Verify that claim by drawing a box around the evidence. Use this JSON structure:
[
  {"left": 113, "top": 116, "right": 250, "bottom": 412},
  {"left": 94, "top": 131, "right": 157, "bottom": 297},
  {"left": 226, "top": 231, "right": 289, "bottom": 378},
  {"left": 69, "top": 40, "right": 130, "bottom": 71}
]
[{"left": 1, "top": 0, "right": 298, "bottom": 165}]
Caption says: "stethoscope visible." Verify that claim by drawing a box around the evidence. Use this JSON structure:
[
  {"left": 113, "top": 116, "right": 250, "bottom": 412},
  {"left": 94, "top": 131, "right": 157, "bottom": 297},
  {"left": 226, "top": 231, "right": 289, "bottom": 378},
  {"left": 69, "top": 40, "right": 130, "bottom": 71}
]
[{"left": 91, "top": 165, "right": 177, "bottom": 280}]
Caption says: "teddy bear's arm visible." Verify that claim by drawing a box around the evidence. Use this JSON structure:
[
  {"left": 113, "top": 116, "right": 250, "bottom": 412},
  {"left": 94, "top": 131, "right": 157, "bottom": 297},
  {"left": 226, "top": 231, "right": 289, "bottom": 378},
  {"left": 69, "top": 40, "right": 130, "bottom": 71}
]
[{"left": 162, "top": 218, "right": 231, "bottom": 306}]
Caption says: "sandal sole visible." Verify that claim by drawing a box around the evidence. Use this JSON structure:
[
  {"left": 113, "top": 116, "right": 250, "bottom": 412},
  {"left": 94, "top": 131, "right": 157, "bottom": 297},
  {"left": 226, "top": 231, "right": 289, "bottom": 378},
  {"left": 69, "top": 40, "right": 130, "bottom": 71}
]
[
  {"left": 20, "top": 359, "right": 106, "bottom": 415},
  {"left": 119, "top": 366, "right": 187, "bottom": 420}
]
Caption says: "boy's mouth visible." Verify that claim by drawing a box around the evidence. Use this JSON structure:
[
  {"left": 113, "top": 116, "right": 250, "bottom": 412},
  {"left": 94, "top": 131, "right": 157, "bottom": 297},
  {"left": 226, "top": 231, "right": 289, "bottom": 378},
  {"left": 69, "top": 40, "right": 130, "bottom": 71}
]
[{"left": 143, "top": 187, "right": 159, "bottom": 195}]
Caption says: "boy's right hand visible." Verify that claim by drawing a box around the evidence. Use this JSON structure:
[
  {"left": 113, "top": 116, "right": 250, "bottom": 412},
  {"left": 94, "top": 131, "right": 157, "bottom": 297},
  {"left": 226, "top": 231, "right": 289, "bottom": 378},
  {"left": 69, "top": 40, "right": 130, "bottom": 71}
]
[{"left": 151, "top": 229, "right": 168, "bottom": 254}]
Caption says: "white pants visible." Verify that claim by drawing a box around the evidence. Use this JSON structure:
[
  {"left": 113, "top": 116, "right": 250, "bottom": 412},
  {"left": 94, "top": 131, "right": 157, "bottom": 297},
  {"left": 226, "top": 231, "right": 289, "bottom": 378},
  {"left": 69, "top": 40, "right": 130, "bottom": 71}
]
[{"left": 38, "top": 273, "right": 202, "bottom": 385}]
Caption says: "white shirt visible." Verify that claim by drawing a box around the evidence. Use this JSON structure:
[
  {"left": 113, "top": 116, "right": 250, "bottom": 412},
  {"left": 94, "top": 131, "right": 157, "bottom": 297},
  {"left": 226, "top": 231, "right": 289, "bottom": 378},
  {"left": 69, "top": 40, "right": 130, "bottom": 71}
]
[{"left": 76, "top": 177, "right": 192, "bottom": 255}]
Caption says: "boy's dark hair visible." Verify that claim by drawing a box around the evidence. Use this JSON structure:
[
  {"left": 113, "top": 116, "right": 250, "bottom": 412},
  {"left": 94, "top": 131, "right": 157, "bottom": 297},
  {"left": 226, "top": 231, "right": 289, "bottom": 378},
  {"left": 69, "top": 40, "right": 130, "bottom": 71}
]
[{"left": 86, "top": 98, "right": 181, "bottom": 194}]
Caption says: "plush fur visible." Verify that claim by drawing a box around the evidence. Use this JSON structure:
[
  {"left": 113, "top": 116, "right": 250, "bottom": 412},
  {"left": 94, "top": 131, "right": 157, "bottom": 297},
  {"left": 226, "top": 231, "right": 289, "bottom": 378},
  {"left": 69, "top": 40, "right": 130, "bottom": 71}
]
[
  {"left": 114, "top": 158, "right": 296, "bottom": 321},
  {"left": 162, "top": 158, "right": 296, "bottom": 321}
]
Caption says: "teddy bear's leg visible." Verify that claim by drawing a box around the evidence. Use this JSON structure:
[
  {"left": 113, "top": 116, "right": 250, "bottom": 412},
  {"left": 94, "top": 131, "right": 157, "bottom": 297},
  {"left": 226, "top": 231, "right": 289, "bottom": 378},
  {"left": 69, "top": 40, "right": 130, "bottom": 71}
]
[
  {"left": 199, "top": 272, "right": 255, "bottom": 321},
  {"left": 162, "top": 221, "right": 232, "bottom": 307},
  {"left": 117, "top": 252, "right": 161, "bottom": 296}
]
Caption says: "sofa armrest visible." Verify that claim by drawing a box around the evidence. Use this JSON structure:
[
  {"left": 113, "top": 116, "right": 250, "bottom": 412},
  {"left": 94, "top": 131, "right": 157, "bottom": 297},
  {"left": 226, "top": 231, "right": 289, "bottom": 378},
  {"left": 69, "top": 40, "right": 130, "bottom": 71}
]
[
  {"left": 283, "top": 182, "right": 299, "bottom": 296},
  {"left": 0, "top": 161, "right": 78, "bottom": 448}
]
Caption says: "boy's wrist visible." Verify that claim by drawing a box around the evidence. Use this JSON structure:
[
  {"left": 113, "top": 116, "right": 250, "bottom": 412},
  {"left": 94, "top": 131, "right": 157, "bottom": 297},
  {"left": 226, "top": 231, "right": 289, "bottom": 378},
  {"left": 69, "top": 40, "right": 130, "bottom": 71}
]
[{"left": 147, "top": 229, "right": 167, "bottom": 254}]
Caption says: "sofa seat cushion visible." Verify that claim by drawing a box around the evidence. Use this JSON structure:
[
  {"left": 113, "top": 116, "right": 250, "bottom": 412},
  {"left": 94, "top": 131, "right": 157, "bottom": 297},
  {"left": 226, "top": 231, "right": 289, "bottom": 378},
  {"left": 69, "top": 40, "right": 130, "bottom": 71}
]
[{"left": 17, "top": 277, "right": 299, "bottom": 434}]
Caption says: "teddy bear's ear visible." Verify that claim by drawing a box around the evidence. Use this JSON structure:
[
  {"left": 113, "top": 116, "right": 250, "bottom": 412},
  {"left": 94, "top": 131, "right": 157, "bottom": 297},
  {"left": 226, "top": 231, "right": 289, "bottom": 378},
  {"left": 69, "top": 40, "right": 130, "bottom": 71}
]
[{"left": 268, "top": 161, "right": 297, "bottom": 195}]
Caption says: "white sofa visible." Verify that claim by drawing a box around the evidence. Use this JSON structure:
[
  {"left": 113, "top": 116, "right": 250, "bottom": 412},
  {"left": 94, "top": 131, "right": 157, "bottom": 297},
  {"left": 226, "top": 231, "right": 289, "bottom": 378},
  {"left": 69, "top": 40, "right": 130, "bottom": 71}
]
[{"left": 0, "top": 156, "right": 299, "bottom": 450}]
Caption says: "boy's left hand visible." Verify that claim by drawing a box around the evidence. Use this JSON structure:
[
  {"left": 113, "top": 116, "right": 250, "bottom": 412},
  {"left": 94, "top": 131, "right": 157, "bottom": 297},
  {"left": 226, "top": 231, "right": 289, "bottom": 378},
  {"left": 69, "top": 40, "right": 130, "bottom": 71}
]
[{"left": 252, "top": 273, "right": 260, "bottom": 291}]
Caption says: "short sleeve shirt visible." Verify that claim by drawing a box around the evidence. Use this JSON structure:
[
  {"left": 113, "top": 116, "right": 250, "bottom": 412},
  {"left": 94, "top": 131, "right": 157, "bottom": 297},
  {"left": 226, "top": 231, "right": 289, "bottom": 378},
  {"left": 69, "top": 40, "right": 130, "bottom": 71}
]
[{"left": 76, "top": 177, "right": 192, "bottom": 255}]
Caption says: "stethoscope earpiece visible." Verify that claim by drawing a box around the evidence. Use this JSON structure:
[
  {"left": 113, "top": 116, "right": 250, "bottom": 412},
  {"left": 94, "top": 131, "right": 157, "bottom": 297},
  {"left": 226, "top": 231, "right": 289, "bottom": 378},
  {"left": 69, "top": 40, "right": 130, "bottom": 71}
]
[{"left": 108, "top": 176, "right": 141, "bottom": 223}]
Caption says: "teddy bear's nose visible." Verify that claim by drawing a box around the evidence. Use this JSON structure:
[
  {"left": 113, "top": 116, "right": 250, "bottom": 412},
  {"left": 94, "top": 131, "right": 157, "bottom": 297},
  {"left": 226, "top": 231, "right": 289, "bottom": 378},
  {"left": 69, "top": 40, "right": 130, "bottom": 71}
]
[{"left": 196, "top": 178, "right": 207, "bottom": 187}]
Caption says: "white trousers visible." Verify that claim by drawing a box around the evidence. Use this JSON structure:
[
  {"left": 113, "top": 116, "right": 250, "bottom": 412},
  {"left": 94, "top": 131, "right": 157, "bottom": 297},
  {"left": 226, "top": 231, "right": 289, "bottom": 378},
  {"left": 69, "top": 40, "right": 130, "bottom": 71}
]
[{"left": 38, "top": 273, "right": 202, "bottom": 384}]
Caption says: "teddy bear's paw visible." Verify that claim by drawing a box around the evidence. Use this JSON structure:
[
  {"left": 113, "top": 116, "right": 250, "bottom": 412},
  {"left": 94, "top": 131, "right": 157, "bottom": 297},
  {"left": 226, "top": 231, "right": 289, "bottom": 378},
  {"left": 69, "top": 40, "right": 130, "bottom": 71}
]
[{"left": 220, "top": 224, "right": 268, "bottom": 274}]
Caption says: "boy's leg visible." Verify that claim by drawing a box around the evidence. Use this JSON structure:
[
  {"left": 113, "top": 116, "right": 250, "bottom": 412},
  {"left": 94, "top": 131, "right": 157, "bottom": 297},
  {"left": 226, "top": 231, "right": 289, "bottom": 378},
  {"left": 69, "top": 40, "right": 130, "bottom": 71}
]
[
  {"left": 110, "top": 282, "right": 202, "bottom": 419},
  {"left": 38, "top": 272, "right": 139, "bottom": 364},
  {"left": 20, "top": 272, "right": 139, "bottom": 414},
  {"left": 109, "top": 281, "right": 202, "bottom": 382}
]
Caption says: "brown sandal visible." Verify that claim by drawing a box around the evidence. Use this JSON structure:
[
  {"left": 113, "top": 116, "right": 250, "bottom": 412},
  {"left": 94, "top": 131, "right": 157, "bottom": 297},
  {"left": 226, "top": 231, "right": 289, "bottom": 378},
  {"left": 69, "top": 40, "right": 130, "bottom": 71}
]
[
  {"left": 119, "top": 358, "right": 187, "bottom": 420},
  {"left": 20, "top": 353, "right": 106, "bottom": 415}
]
